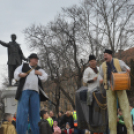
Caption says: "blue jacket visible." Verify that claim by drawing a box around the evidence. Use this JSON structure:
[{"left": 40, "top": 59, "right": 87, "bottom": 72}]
[{"left": 131, "top": 108, "right": 134, "bottom": 125}]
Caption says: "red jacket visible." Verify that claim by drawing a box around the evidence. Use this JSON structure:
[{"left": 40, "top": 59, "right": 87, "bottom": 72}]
[
  {"left": 64, "top": 129, "right": 73, "bottom": 134},
  {"left": 13, "top": 117, "right": 16, "bottom": 121}
]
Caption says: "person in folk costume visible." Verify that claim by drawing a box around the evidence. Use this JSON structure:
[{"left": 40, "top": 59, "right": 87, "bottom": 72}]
[
  {"left": 98, "top": 49, "right": 133, "bottom": 134},
  {"left": 14, "top": 53, "right": 48, "bottom": 134},
  {"left": 83, "top": 55, "right": 99, "bottom": 89},
  {"left": 83, "top": 55, "right": 99, "bottom": 105}
]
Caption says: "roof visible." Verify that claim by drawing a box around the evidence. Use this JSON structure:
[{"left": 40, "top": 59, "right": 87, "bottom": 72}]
[{"left": 115, "top": 47, "right": 134, "bottom": 64}]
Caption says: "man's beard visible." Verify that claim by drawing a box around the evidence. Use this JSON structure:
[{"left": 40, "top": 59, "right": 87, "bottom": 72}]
[
  {"left": 104, "top": 58, "right": 108, "bottom": 61},
  {"left": 104, "top": 58, "right": 110, "bottom": 62}
]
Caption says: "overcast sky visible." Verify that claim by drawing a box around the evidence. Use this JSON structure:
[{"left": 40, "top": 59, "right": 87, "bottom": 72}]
[{"left": 0, "top": 0, "right": 81, "bottom": 86}]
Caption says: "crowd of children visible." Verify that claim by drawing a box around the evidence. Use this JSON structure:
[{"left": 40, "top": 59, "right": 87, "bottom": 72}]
[
  {"left": 0, "top": 110, "right": 85, "bottom": 134},
  {"left": 0, "top": 106, "right": 134, "bottom": 134}
]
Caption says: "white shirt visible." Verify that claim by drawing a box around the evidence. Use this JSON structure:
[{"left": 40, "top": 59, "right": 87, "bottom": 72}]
[
  {"left": 14, "top": 64, "right": 48, "bottom": 92},
  {"left": 83, "top": 67, "right": 99, "bottom": 91}
]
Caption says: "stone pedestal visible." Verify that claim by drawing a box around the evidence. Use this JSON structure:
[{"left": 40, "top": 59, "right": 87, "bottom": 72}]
[{"left": 1, "top": 86, "right": 17, "bottom": 115}]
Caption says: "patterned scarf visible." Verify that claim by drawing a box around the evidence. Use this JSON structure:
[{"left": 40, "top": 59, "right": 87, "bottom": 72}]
[{"left": 90, "top": 67, "right": 98, "bottom": 74}]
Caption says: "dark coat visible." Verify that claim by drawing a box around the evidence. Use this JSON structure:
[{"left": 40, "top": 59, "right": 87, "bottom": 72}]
[
  {"left": 38, "top": 119, "right": 53, "bottom": 134},
  {"left": 15, "top": 63, "right": 48, "bottom": 101},
  {"left": 58, "top": 116, "right": 62, "bottom": 127},
  {"left": 60, "top": 115, "right": 74, "bottom": 129},
  {"left": 12, "top": 120, "right": 16, "bottom": 128},
  {"left": 117, "top": 123, "right": 127, "bottom": 134},
  {"left": 52, "top": 116, "right": 58, "bottom": 122}
]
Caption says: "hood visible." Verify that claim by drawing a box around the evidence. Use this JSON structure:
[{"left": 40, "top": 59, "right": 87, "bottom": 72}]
[{"left": 2, "top": 121, "right": 12, "bottom": 125}]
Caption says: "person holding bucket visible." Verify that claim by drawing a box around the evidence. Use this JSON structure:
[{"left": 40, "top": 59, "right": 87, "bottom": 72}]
[{"left": 98, "top": 49, "right": 133, "bottom": 134}]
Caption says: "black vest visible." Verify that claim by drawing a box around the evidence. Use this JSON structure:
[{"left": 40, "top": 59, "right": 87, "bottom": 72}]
[
  {"left": 15, "top": 63, "right": 48, "bottom": 101},
  {"left": 106, "top": 59, "right": 117, "bottom": 80}
]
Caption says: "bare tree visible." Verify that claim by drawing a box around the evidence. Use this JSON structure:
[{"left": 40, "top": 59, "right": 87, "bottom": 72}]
[
  {"left": 23, "top": 0, "right": 134, "bottom": 113},
  {"left": 78, "top": 0, "right": 134, "bottom": 56},
  {"left": 0, "top": 65, "right": 9, "bottom": 89}
]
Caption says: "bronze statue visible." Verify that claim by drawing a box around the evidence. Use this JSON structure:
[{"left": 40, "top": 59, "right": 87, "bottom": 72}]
[{"left": 0, "top": 34, "right": 27, "bottom": 86}]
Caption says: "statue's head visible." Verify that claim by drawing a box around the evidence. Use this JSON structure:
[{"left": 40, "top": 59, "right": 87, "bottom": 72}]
[{"left": 11, "top": 34, "right": 17, "bottom": 42}]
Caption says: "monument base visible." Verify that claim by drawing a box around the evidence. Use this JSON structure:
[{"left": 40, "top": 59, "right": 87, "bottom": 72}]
[{"left": 1, "top": 86, "right": 17, "bottom": 115}]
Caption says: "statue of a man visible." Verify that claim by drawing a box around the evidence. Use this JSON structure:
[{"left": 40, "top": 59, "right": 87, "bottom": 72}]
[{"left": 0, "top": 34, "right": 27, "bottom": 86}]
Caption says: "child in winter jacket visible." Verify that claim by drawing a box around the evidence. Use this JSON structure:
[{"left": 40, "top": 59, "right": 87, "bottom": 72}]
[
  {"left": 0, "top": 113, "right": 17, "bottom": 134},
  {"left": 53, "top": 121, "right": 61, "bottom": 134},
  {"left": 64, "top": 122, "right": 74, "bottom": 134},
  {"left": 38, "top": 110, "right": 53, "bottom": 134},
  {"left": 117, "top": 108, "right": 127, "bottom": 134}
]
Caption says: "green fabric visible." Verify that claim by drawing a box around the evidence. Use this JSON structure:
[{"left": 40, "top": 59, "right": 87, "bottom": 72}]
[
  {"left": 73, "top": 111, "right": 77, "bottom": 121},
  {"left": 118, "top": 115, "right": 125, "bottom": 125},
  {"left": 46, "top": 117, "right": 53, "bottom": 127}
]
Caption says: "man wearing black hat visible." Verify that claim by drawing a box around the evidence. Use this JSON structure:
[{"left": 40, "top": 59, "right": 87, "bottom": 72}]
[
  {"left": 14, "top": 53, "right": 48, "bottom": 134},
  {"left": 83, "top": 55, "right": 99, "bottom": 105},
  {"left": 99, "top": 49, "right": 133, "bottom": 134}
]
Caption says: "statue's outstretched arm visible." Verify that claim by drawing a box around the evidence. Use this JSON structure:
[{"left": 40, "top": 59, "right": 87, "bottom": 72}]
[
  {"left": 0, "top": 40, "right": 9, "bottom": 47},
  {"left": 22, "top": 54, "right": 28, "bottom": 61}
]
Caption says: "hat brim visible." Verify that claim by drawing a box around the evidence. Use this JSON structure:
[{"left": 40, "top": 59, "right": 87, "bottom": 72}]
[
  {"left": 104, "top": 50, "right": 112, "bottom": 55},
  {"left": 89, "top": 59, "right": 96, "bottom": 61}
]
